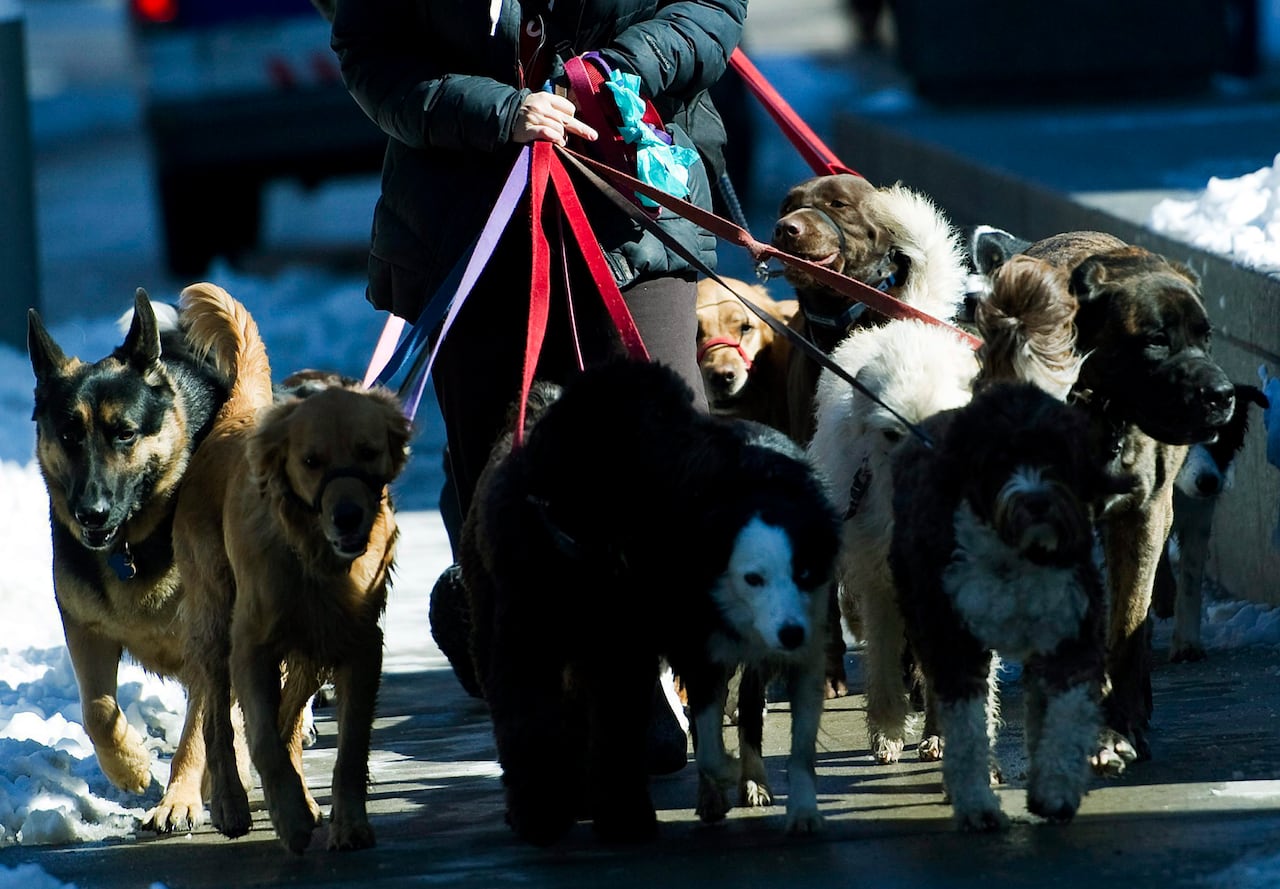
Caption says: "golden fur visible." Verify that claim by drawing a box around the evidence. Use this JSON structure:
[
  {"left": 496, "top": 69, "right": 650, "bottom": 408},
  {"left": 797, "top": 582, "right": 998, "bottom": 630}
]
[
  {"left": 695, "top": 277, "right": 798, "bottom": 434},
  {"left": 174, "top": 283, "right": 410, "bottom": 853},
  {"left": 974, "top": 255, "right": 1081, "bottom": 399}
]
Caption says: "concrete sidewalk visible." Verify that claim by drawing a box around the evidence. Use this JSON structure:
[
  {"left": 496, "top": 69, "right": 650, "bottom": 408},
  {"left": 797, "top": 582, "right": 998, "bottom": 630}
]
[{"left": 6, "top": 516, "right": 1280, "bottom": 889}]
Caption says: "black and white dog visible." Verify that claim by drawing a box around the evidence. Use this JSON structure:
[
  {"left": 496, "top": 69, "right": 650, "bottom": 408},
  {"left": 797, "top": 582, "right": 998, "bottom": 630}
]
[
  {"left": 889, "top": 382, "right": 1134, "bottom": 830},
  {"left": 1154, "top": 383, "right": 1270, "bottom": 662},
  {"left": 460, "top": 360, "right": 841, "bottom": 845}
]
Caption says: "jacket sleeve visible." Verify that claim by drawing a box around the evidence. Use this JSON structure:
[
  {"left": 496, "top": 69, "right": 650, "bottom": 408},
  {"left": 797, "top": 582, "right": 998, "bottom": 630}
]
[
  {"left": 595, "top": 0, "right": 748, "bottom": 101},
  {"left": 330, "top": 0, "right": 529, "bottom": 152}
]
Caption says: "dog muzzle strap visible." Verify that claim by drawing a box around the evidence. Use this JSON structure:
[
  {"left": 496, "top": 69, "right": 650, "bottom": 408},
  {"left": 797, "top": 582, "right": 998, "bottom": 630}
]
[
  {"left": 696, "top": 336, "right": 753, "bottom": 369},
  {"left": 285, "top": 468, "right": 387, "bottom": 514}
]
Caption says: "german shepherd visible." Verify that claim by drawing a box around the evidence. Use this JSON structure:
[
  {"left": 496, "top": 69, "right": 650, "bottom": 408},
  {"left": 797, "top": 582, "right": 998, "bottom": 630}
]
[{"left": 27, "top": 288, "right": 230, "bottom": 833}]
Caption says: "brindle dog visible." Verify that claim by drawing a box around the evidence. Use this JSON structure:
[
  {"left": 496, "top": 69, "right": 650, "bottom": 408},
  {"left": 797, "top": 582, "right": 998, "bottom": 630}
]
[{"left": 1021, "top": 231, "right": 1235, "bottom": 767}]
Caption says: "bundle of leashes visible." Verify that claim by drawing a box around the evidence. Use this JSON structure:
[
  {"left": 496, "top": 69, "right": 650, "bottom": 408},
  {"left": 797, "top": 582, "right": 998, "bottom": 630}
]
[{"left": 363, "top": 48, "right": 982, "bottom": 449}]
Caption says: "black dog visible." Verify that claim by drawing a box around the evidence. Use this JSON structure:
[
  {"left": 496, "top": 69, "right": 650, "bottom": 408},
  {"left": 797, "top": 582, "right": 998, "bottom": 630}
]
[
  {"left": 461, "top": 360, "right": 840, "bottom": 845},
  {"left": 890, "top": 382, "right": 1134, "bottom": 830}
]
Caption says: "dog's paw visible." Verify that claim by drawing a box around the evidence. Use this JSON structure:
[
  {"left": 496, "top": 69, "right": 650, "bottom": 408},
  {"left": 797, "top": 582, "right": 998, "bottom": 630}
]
[
  {"left": 1090, "top": 729, "right": 1138, "bottom": 777},
  {"left": 143, "top": 790, "right": 206, "bottom": 834},
  {"left": 208, "top": 784, "right": 252, "bottom": 839},
  {"left": 1169, "top": 643, "right": 1207, "bottom": 664},
  {"left": 870, "top": 733, "right": 905, "bottom": 764},
  {"left": 741, "top": 778, "right": 773, "bottom": 808},
  {"left": 96, "top": 735, "right": 155, "bottom": 796},
  {"left": 696, "top": 772, "right": 734, "bottom": 823},
  {"left": 328, "top": 818, "right": 376, "bottom": 851},
  {"left": 918, "top": 734, "right": 943, "bottom": 761},
  {"left": 954, "top": 805, "right": 1009, "bottom": 832},
  {"left": 1027, "top": 786, "right": 1083, "bottom": 824},
  {"left": 784, "top": 805, "right": 824, "bottom": 835}
]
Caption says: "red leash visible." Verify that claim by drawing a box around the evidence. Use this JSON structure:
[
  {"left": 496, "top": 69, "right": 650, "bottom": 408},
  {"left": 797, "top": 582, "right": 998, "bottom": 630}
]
[
  {"left": 518, "top": 141, "right": 649, "bottom": 446},
  {"left": 728, "top": 48, "right": 860, "bottom": 178}
]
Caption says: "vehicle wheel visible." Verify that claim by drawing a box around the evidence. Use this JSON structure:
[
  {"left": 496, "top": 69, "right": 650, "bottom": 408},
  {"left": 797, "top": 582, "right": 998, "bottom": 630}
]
[{"left": 158, "top": 172, "right": 262, "bottom": 278}]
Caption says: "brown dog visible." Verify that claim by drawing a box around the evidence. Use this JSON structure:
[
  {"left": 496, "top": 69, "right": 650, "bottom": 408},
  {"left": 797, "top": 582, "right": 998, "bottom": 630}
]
[
  {"left": 1016, "top": 231, "right": 1236, "bottom": 767},
  {"left": 770, "top": 174, "right": 969, "bottom": 444},
  {"left": 695, "top": 277, "right": 798, "bottom": 434},
  {"left": 174, "top": 283, "right": 411, "bottom": 853}
]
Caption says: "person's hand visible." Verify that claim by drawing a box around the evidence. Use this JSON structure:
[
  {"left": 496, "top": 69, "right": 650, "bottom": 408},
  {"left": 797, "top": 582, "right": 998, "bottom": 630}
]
[{"left": 511, "top": 91, "right": 598, "bottom": 146}]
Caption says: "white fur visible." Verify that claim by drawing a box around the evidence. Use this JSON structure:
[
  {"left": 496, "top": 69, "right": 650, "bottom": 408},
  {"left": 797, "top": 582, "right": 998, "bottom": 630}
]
[
  {"left": 704, "top": 516, "right": 828, "bottom": 833},
  {"left": 116, "top": 299, "right": 179, "bottom": 336},
  {"left": 708, "top": 517, "right": 815, "bottom": 661},
  {"left": 939, "top": 695, "right": 1006, "bottom": 830},
  {"left": 945, "top": 503, "right": 1089, "bottom": 659},
  {"left": 807, "top": 319, "right": 978, "bottom": 762},
  {"left": 1175, "top": 442, "right": 1231, "bottom": 498},
  {"left": 866, "top": 184, "right": 970, "bottom": 322},
  {"left": 1026, "top": 683, "right": 1097, "bottom": 820}
]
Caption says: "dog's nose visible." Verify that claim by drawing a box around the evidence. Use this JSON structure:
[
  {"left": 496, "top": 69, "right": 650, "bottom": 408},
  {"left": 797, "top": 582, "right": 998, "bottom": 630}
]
[
  {"left": 1194, "top": 473, "right": 1221, "bottom": 496},
  {"left": 774, "top": 218, "right": 803, "bottom": 241},
  {"left": 1201, "top": 380, "right": 1235, "bottom": 417},
  {"left": 777, "top": 622, "right": 806, "bottom": 650},
  {"left": 330, "top": 500, "right": 365, "bottom": 534},
  {"left": 75, "top": 504, "right": 111, "bottom": 530}
]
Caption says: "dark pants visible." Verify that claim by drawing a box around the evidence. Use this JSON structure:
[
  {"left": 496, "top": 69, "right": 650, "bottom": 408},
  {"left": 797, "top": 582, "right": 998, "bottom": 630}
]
[{"left": 431, "top": 227, "right": 707, "bottom": 556}]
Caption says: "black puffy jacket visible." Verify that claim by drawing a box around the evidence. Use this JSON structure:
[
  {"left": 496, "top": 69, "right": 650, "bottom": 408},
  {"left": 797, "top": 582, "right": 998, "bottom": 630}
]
[{"left": 332, "top": 0, "right": 747, "bottom": 322}]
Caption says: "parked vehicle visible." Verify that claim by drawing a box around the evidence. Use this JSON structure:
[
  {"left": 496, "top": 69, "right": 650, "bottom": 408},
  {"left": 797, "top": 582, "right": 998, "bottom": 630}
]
[{"left": 128, "top": 0, "right": 384, "bottom": 276}]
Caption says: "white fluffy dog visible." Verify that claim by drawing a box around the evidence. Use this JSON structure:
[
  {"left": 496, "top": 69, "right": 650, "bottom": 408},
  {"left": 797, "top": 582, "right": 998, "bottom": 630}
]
[{"left": 807, "top": 319, "right": 980, "bottom": 763}]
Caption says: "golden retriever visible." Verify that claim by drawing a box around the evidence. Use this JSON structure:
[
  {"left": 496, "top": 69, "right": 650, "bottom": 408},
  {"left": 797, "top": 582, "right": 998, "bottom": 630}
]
[
  {"left": 173, "top": 283, "right": 411, "bottom": 853},
  {"left": 695, "top": 277, "right": 798, "bottom": 434}
]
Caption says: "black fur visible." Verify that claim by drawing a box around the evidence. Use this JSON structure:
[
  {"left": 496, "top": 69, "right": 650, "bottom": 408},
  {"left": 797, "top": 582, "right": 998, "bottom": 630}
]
[
  {"left": 461, "top": 360, "right": 840, "bottom": 846},
  {"left": 890, "top": 382, "right": 1132, "bottom": 828}
]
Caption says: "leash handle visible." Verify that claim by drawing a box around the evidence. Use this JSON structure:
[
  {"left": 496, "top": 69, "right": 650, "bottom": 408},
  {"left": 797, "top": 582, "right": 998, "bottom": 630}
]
[{"left": 728, "top": 48, "right": 858, "bottom": 178}]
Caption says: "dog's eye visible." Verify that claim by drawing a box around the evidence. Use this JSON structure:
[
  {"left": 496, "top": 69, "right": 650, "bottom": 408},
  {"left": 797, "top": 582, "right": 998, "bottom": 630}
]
[
  {"left": 302, "top": 453, "right": 323, "bottom": 469},
  {"left": 882, "top": 427, "right": 903, "bottom": 444},
  {"left": 795, "top": 567, "right": 813, "bottom": 585},
  {"left": 739, "top": 322, "right": 753, "bottom": 335},
  {"left": 744, "top": 572, "right": 764, "bottom": 587},
  {"left": 115, "top": 428, "right": 137, "bottom": 445}
]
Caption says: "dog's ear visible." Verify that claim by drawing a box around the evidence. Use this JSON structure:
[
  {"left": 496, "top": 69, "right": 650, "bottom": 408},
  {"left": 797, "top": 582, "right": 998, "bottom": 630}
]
[
  {"left": 26, "top": 308, "right": 69, "bottom": 385},
  {"left": 1167, "top": 259, "right": 1201, "bottom": 288},
  {"left": 1067, "top": 255, "right": 1112, "bottom": 306},
  {"left": 371, "top": 387, "right": 413, "bottom": 478},
  {"left": 967, "top": 225, "right": 1031, "bottom": 275},
  {"left": 247, "top": 400, "right": 299, "bottom": 499},
  {"left": 121, "top": 289, "right": 164, "bottom": 378},
  {"left": 1237, "top": 383, "right": 1270, "bottom": 411}
]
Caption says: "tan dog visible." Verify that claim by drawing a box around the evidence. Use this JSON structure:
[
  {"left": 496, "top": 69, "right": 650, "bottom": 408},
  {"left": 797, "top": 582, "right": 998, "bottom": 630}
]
[
  {"left": 174, "top": 283, "right": 411, "bottom": 853},
  {"left": 695, "top": 277, "right": 798, "bottom": 434},
  {"left": 770, "top": 174, "right": 969, "bottom": 444},
  {"left": 27, "top": 290, "right": 235, "bottom": 833}
]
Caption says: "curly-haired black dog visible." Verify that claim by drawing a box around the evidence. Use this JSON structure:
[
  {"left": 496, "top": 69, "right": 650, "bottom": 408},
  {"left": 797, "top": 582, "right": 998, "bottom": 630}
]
[
  {"left": 461, "top": 359, "right": 841, "bottom": 846},
  {"left": 889, "top": 382, "right": 1133, "bottom": 830}
]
